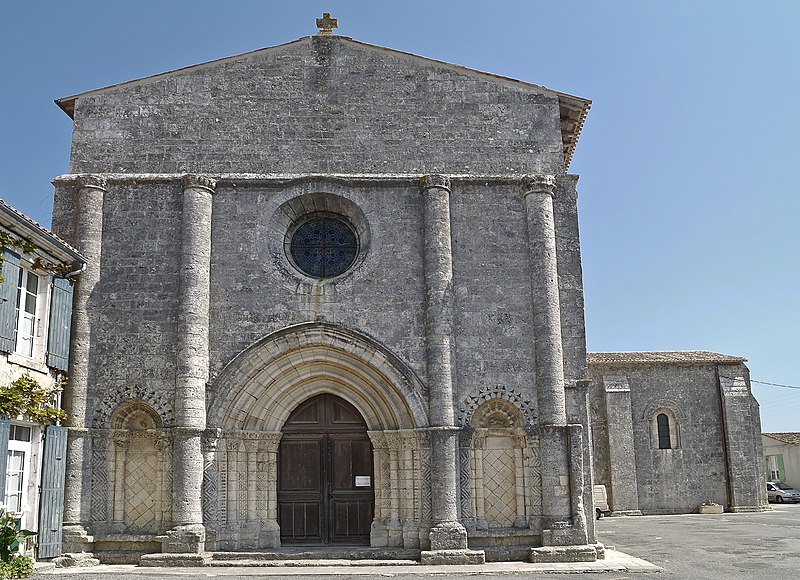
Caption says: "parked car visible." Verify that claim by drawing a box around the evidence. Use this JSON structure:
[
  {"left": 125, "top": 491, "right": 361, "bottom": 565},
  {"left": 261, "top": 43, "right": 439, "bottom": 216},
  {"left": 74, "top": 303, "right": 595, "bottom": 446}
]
[
  {"left": 593, "top": 484, "right": 611, "bottom": 518},
  {"left": 766, "top": 481, "right": 800, "bottom": 503}
]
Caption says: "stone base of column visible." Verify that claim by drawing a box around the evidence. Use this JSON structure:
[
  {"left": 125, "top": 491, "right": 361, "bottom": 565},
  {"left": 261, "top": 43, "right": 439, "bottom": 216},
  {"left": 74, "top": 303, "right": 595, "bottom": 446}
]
[
  {"left": 161, "top": 524, "right": 206, "bottom": 554},
  {"left": 420, "top": 549, "right": 486, "bottom": 565},
  {"left": 53, "top": 552, "right": 100, "bottom": 568},
  {"left": 429, "top": 521, "right": 468, "bottom": 550},
  {"left": 609, "top": 510, "right": 643, "bottom": 517},
  {"left": 530, "top": 544, "right": 599, "bottom": 563},
  {"left": 421, "top": 521, "right": 485, "bottom": 564},
  {"left": 259, "top": 521, "right": 281, "bottom": 548},
  {"left": 140, "top": 553, "right": 210, "bottom": 567},
  {"left": 61, "top": 525, "right": 95, "bottom": 554},
  {"left": 730, "top": 505, "right": 772, "bottom": 513},
  {"left": 541, "top": 523, "right": 588, "bottom": 547}
]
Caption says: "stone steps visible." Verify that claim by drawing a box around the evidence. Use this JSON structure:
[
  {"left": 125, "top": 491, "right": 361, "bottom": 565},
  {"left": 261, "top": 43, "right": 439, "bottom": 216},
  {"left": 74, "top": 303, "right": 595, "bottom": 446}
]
[
  {"left": 209, "top": 558, "right": 419, "bottom": 567},
  {"left": 208, "top": 548, "right": 422, "bottom": 567}
]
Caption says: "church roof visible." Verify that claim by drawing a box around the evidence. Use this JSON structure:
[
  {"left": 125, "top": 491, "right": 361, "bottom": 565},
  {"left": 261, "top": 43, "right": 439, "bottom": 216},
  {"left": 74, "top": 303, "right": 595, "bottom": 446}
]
[
  {"left": 54, "top": 35, "right": 591, "bottom": 170},
  {"left": 763, "top": 432, "right": 800, "bottom": 445},
  {"left": 588, "top": 351, "right": 747, "bottom": 366}
]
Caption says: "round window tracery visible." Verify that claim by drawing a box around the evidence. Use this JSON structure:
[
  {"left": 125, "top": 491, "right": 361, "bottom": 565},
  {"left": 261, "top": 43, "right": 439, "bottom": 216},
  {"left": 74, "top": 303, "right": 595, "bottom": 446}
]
[{"left": 288, "top": 213, "right": 359, "bottom": 278}]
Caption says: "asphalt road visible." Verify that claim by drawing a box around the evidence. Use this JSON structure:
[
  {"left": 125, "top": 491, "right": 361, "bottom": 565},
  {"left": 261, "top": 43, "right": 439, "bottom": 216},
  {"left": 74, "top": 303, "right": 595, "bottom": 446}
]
[{"left": 31, "top": 503, "right": 800, "bottom": 580}]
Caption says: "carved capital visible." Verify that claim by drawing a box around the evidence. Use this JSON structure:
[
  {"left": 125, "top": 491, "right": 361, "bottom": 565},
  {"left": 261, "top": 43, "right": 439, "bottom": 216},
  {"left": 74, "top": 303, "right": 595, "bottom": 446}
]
[
  {"left": 401, "top": 431, "right": 420, "bottom": 450},
  {"left": 181, "top": 173, "right": 217, "bottom": 194},
  {"left": 368, "top": 431, "right": 388, "bottom": 449},
  {"left": 202, "top": 428, "right": 222, "bottom": 453},
  {"left": 76, "top": 175, "right": 108, "bottom": 192},
  {"left": 419, "top": 174, "right": 451, "bottom": 193},
  {"left": 521, "top": 174, "right": 556, "bottom": 198}
]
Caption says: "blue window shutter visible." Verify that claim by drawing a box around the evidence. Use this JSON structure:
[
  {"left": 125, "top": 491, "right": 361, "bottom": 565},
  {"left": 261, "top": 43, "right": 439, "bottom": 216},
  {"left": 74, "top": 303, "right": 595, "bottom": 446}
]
[
  {"left": 0, "top": 251, "right": 20, "bottom": 353},
  {"left": 46, "top": 277, "right": 74, "bottom": 371},
  {"left": 37, "top": 426, "right": 68, "bottom": 559},
  {"left": 0, "top": 419, "right": 9, "bottom": 501}
]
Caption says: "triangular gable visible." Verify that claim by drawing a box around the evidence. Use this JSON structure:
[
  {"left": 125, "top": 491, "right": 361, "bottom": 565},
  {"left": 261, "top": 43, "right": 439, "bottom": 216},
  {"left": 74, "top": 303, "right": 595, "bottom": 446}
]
[{"left": 56, "top": 35, "right": 590, "bottom": 170}]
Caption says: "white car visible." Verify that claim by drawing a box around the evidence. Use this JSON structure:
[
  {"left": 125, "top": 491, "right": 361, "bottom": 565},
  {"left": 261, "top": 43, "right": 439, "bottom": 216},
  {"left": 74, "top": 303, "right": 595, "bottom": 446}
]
[
  {"left": 593, "top": 485, "right": 611, "bottom": 518},
  {"left": 766, "top": 481, "right": 800, "bottom": 503}
]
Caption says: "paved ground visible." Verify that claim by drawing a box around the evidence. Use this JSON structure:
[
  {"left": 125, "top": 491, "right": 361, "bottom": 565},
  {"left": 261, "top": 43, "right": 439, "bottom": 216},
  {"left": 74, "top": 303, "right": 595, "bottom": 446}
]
[{"left": 31, "top": 503, "right": 800, "bottom": 579}]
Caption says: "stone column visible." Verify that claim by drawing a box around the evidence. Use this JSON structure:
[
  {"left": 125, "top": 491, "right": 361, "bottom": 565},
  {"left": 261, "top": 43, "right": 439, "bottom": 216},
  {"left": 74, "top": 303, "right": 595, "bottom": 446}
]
[
  {"left": 62, "top": 174, "right": 106, "bottom": 552},
  {"left": 261, "top": 432, "right": 282, "bottom": 547},
  {"left": 165, "top": 174, "right": 215, "bottom": 555},
  {"left": 522, "top": 175, "right": 567, "bottom": 427},
  {"left": 523, "top": 175, "right": 596, "bottom": 563},
  {"left": 419, "top": 175, "right": 484, "bottom": 564}
]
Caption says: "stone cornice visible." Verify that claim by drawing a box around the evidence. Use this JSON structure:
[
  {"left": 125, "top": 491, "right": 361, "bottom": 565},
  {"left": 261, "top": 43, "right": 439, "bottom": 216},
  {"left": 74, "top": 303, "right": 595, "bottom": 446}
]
[{"left": 54, "top": 172, "right": 578, "bottom": 189}]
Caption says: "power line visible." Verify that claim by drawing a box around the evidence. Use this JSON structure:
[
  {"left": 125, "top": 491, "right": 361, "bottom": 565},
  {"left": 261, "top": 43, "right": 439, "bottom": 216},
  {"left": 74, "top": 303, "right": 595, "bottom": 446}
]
[
  {"left": 719, "top": 376, "right": 800, "bottom": 391},
  {"left": 751, "top": 379, "right": 800, "bottom": 390}
]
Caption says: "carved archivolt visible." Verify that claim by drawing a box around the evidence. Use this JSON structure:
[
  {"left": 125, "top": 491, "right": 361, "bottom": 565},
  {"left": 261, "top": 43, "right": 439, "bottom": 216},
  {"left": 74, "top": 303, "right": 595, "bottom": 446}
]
[
  {"left": 94, "top": 386, "right": 174, "bottom": 428},
  {"left": 458, "top": 385, "right": 536, "bottom": 428}
]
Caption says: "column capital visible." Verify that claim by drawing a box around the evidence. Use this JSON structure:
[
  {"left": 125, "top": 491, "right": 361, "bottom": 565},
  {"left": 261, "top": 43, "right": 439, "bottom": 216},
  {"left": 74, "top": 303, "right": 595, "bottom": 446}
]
[
  {"left": 181, "top": 173, "right": 217, "bottom": 194},
  {"left": 419, "top": 174, "right": 451, "bottom": 193},
  {"left": 75, "top": 174, "right": 108, "bottom": 192},
  {"left": 521, "top": 174, "right": 556, "bottom": 197}
]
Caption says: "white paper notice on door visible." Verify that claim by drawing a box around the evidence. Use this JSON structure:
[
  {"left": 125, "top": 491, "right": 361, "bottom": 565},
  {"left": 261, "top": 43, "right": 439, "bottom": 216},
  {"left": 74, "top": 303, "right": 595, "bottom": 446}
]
[{"left": 355, "top": 476, "right": 371, "bottom": 487}]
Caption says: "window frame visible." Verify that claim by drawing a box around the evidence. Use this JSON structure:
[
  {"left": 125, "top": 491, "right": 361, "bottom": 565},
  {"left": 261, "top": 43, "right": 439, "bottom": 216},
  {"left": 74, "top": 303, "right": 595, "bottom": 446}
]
[
  {"left": 10, "top": 261, "right": 51, "bottom": 362},
  {"left": 650, "top": 408, "right": 680, "bottom": 450}
]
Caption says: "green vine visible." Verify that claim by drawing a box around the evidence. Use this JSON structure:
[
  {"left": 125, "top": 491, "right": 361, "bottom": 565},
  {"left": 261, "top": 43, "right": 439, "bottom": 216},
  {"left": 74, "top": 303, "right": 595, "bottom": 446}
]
[
  {"left": 0, "top": 374, "right": 66, "bottom": 425},
  {"left": 0, "top": 232, "right": 37, "bottom": 284},
  {"left": 0, "top": 232, "right": 77, "bottom": 283}
]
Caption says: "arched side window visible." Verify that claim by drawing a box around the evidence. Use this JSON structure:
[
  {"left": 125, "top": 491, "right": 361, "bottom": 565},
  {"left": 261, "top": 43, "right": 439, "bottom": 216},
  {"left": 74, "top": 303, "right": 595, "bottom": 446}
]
[
  {"left": 650, "top": 408, "right": 680, "bottom": 450},
  {"left": 656, "top": 413, "right": 671, "bottom": 449}
]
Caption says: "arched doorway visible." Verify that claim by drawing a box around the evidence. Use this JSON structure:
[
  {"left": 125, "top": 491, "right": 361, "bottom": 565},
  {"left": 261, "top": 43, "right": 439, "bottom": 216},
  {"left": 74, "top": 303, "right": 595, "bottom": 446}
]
[{"left": 278, "top": 393, "right": 374, "bottom": 545}]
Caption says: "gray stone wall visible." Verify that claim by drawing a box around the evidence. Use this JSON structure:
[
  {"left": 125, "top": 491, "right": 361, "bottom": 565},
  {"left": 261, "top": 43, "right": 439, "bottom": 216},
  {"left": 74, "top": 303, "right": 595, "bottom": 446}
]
[
  {"left": 208, "top": 180, "right": 427, "bottom": 380},
  {"left": 91, "top": 183, "right": 181, "bottom": 428},
  {"left": 450, "top": 182, "right": 536, "bottom": 414},
  {"left": 67, "top": 36, "right": 563, "bottom": 176},
  {"left": 588, "top": 362, "right": 765, "bottom": 514}
]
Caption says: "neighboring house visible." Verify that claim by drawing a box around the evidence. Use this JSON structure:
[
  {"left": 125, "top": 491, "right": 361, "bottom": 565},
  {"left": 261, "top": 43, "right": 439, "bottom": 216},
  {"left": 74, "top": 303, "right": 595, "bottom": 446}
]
[
  {"left": 588, "top": 352, "right": 768, "bottom": 515},
  {"left": 0, "top": 199, "right": 85, "bottom": 558},
  {"left": 762, "top": 432, "right": 800, "bottom": 490}
]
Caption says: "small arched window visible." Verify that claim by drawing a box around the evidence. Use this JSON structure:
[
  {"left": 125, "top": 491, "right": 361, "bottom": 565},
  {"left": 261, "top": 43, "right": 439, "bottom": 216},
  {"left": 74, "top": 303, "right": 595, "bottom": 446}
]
[
  {"left": 656, "top": 413, "right": 671, "bottom": 449},
  {"left": 650, "top": 407, "right": 679, "bottom": 450}
]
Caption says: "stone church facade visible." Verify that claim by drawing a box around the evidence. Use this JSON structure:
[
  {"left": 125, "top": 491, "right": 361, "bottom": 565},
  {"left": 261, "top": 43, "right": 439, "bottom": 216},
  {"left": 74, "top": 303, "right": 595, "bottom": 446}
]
[{"left": 48, "top": 23, "right": 766, "bottom": 564}]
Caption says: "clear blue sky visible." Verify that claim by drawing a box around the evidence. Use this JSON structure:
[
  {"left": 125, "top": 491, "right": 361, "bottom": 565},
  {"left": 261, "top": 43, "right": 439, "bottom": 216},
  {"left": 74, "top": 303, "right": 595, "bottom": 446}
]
[{"left": 1, "top": 1, "right": 798, "bottom": 430}]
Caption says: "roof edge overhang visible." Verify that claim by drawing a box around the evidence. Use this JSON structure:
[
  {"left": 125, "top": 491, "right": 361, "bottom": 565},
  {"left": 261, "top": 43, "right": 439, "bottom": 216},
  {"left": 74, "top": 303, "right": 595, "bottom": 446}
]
[
  {"left": 588, "top": 351, "right": 747, "bottom": 367},
  {"left": 0, "top": 199, "right": 85, "bottom": 265},
  {"left": 54, "top": 34, "right": 592, "bottom": 170}
]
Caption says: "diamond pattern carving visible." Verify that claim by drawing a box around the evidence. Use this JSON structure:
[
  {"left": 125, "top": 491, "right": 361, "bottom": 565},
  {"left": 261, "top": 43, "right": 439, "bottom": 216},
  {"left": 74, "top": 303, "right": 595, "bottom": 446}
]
[
  {"left": 482, "top": 447, "right": 516, "bottom": 527},
  {"left": 124, "top": 446, "right": 160, "bottom": 530}
]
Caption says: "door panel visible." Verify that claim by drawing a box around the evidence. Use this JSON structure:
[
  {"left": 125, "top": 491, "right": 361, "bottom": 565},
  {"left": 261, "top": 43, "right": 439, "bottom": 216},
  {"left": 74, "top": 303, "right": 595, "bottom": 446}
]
[
  {"left": 279, "top": 438, "right": 322, "bottom": 492},
  {"left": 278, "top": 394, "right": 374, "bottom": 545}
]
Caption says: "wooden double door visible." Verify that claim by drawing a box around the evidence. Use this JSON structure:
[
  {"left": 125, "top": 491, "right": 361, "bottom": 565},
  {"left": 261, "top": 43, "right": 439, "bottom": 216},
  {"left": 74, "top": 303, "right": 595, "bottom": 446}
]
[{"left": 278, "top": 394, "right": 374, "bottom": 545}]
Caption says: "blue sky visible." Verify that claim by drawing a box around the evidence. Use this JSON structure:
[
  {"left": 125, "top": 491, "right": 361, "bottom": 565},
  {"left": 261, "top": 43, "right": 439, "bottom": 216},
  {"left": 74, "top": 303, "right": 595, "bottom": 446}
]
[{"left": 1, "top": 1, "right": 798, "bottom": 430}]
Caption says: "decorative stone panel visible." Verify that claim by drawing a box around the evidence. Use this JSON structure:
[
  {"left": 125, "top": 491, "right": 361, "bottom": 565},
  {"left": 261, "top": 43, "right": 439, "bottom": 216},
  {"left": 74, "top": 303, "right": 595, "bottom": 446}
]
[
  {"left": 93, "top": 387, "right": 174, "bottom": 428},
  {"left": 458, "top": 385, "right": 537, "bottom": 429}
]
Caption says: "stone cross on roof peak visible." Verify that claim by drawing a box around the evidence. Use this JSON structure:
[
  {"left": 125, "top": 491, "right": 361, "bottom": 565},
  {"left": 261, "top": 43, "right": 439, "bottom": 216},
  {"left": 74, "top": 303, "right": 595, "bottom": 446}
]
[{"left": 316, "top": 12, "right": 338, "bottom": 35}]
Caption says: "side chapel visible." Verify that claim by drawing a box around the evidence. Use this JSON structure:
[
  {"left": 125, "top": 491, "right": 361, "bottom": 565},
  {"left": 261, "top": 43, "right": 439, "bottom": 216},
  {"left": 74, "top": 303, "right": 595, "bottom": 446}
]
[{"left": 48, "top": 16, "right": 766, "bottom": 564}]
